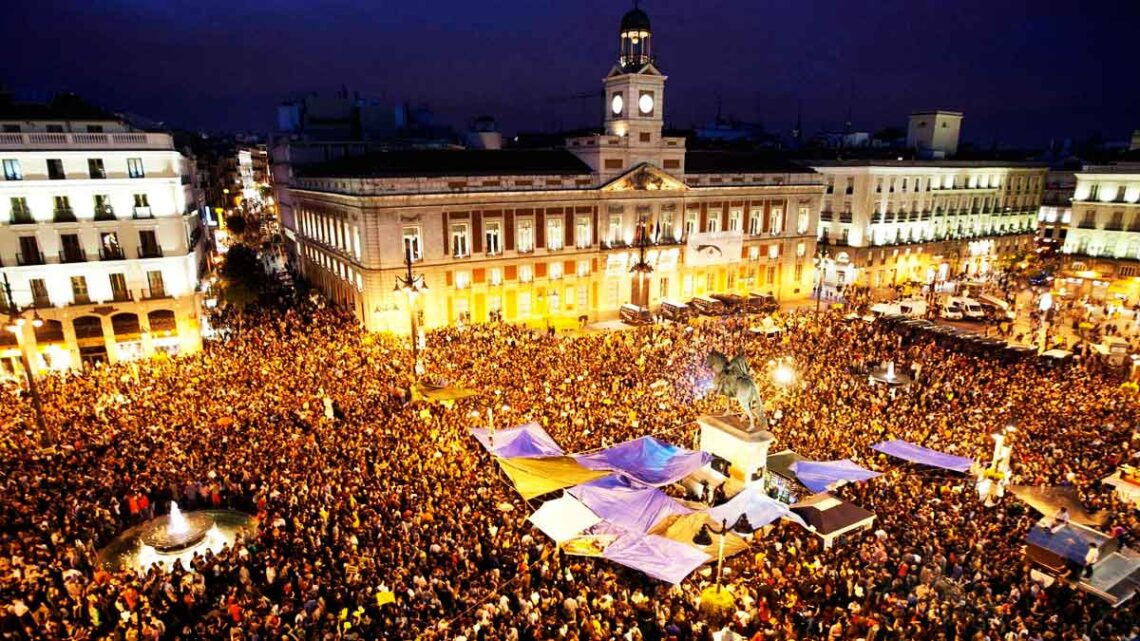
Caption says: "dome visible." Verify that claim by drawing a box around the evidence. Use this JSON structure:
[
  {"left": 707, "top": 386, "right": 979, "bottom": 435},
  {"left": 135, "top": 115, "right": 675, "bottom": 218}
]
[{"left": 620, "top": 7, "right": 651, "bottom": 32}]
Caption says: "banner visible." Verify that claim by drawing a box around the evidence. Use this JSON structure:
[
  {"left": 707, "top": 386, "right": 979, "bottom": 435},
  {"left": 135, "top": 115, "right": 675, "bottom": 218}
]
[{"left": 685, "top": 231, "right": 743, "bottom": 267}]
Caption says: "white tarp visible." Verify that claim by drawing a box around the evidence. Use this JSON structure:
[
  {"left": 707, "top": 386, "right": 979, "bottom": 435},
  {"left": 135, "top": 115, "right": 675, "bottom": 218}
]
[{"left": 528, "top": 495, "right": 602, "bottom": 543}]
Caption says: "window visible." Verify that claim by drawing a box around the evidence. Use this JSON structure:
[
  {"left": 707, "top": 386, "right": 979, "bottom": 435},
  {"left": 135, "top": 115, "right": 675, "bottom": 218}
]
[
  {"left": 46, "top": 125, "right": 63, "bottom": 133},
  {"left": 47, "top": 158, "right": 65, "bottom": 180},
  {"left": 796, "top": 242, "right": 806, "bottom": 257},
  {"left": 60, "top": 234, "right": 84, "bottom": 262},
  {"left": 546, "top": 218, "right": 563, "bottom": 251},
  {"left": 519, "top": 264, "right": 533, "bottom": 283},
  {"left": 845, "top": 177, "right": 854, "bottom": 194},
  {"left": 728, "top": 210, "right": 741, "bottom": 232},
  {"left": 485, "top": 220, "right": 502, "bottom": 255},
  {"left": 109, "top": 273, "right": 129, "bottom": 301},
  {"left": 93, "top": 194, "right": 114, "bottom": 220},
  {"left": 749, "top": 209, "right": 762, "bottom": 235},
  {"left": 517, "top": 219, "right": 534, "bottom": 252},
  {"left": 402, "top": 226, "right": 422, "bottom": 260},
  {"left": 659, "top": 213, "right": 674, "bottom": 241},
  {"left": 768, "top": 209, "right": 783, "bottom": 235},
  {"left": 450, "top": 223, "right": 469, "bottom": 257},
  {"left": 454, "top": 271, "right": 471, "bottom": 289},
  {"left": 825, "top": 178, "right": 834, "bottom": 194},
  {"left": 2, "top": 159, "right": 21, "bottom": 180},
  {"left": 706, "top": 214, "right": 720, "bottom": 233},
  {"left": 576, "top": 260, "right": 590, "bottom": 277},
  {"left": 9, "top": 197, "right": 32, "bottom": 223},
  {"left": 767, "top": 266, "right": 776, "bottom": 284},
  {"left": 705, "top": 273, "right": 715, "bottom": 292},
  {"left": 127, "top": 158, "right": 145, "bottom": 178},
  {"left": 87, "top": 158, "right": 105, "bottom": 179},
  {"left": 875, "top": 179, "right": 883, "bottom": 193},
  {"left": 685, "top": 210, "right": 698, "bottom": 237},
  {"left": 659, "top": 277, "right": 669, "bottom": 298},
  {"left": 797, "top": 207, "right": 810, "bottom": 234},
  {"left": 86, "top": 125, "right": 103, "bottom": 133},
  {"left": 132, "top": 193, "right": 151, "bottom": 218},
  {"left": 489, "top": 268, "right": 502, "bottom": 286},
  {"left": 518, "top": 291, "right": 531, "bottom": 318},
  {"left": 100, "top": 232, "right": 122, "bottom": 259},
  {"left": 549, "top": 261, "right": 564, "bottom": 280},
  {"left": 71, "top": 276, "right": 90, "bottom": 304},
  {"left": 18, "top": 236, "right": 42, "bottom": 264},
  {"left": 727, "top": 271, "right": 736, "bottom": 289},
  {"left": 2, "top": 125, "right": 19, "bottom": 133},
  {"left": 608, "top": 215, "right": 622, "bottom": 245},
  {"left": 30, "top": 279, "right": 50, "bottom": 307},
  {"left": 575, "top": 216, "right": 590, "bottom": 248},
  {"left": 768, "top": 245, "right": 779, "bottom": 260},
  {"left": 147, "top": 271, "right": 165, "bottom": 298},
  {"left": 139, "top": 230, "right": 160, "bottom": 258}
]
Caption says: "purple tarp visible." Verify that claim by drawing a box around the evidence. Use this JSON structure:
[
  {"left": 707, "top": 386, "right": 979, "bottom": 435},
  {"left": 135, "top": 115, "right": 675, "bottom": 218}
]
[
  {"left": 470, "top": 422, "right": 564, "bottom": 458},
  {"left": 568, "top": 475, "right": 693, "bottom": 533},
  {"left": 871, "top": 440, "right": 973, "bottom": 473},
  {"left": 791, "top": 459, "right": 882, "bottom": 494},
  {"left": 707, "top": 488, "right": 807, "bottom": 529},
  {"left": 601, "top": 532, "right": 710, "bottom": 584},
  {"left": 575, "top": 436, "right": 711, "bottom": 486}
]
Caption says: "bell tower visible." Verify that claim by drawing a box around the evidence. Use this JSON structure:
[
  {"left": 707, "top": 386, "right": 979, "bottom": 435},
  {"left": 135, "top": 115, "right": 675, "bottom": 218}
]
[{"left": 604, "top": 2, "right": 665, "bottom": 140}]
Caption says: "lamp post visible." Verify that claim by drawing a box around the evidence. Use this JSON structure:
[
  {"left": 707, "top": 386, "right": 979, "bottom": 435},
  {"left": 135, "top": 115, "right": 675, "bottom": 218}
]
[
  {"left": 3, "top": 273, "right": 51, "bottom": 448},
  {"left": 1037, "top": 292, "right": 1053, "bottom": 353},
  {"left": 394, "top": 247, "right": 428, "bottom": 379},
  {"left": 692, "top": 515, "right": 753, "bottom": 592},
  {"left": 978, "top": 424, "right": 1015, "bottom": 506},
  {"left": 772, "top": 357, "right": 795, "bottom": 387},
  {"left": 814, "top": 235, "right": 831, "bottom": 313},
  {"left": 629, "top": 212, "right": 653, "bottom": 308}
]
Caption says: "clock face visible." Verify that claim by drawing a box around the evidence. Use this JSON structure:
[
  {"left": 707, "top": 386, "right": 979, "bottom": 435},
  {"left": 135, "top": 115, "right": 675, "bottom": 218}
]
[
  {"left": 639, "top": 93, "right": 654, "bottom": 115},
  {"left": 611, "top": 94, "right": 623, "bottom": 115}
]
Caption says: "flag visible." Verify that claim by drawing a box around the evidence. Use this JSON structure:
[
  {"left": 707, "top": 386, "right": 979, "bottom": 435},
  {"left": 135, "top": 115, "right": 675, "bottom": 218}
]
[{"left": 377, "top": 590, "right": 396, "bottom": 606}]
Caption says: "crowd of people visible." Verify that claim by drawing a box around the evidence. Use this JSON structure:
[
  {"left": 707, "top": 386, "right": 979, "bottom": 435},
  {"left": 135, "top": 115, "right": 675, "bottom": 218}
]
[{"left": 1, "top": 284, "right": 1138, "bottom": 641}]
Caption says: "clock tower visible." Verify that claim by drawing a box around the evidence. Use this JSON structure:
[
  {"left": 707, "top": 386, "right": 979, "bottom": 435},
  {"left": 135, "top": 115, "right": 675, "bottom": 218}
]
[{"left": 569, "top": 3, "right": 686, "bottom": 178}]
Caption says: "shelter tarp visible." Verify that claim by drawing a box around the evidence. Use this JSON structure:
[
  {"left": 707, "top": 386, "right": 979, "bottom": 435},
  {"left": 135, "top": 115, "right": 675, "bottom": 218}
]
[
  {"left": 707, "top": 487, "right": 807, "bottom": 529},
  {"left": 568, "top": 475, "right": 693, "bottom": 533},
  {"left": 871, "top": 440, "right": 973, "bottom": 473},
  {"left": 601, "top": 532, "right": 710, "bottom": 584},
  {"left": 574, "top": 436, "right": 711, "bottom": 486},
  {"left": 1011, "top": 485, "right": 1109, "bottom": 527},
  {"left": 561, "top": 521, "right": 626, "bottom": 557},
  {"left": 650, "top": 512, "right": 749, "bottom": 559},
  {"left": 471, "top": 422, "right": 564, "bottom": 458},
  {"left": 498, "top": 457, "right": 609, "bottom": 500},
  {"left": 527, "top": 495, "right": 601, "bottom": 543},
  {"left": 792, "top": 460, "right": 882, "bottom": 493}
]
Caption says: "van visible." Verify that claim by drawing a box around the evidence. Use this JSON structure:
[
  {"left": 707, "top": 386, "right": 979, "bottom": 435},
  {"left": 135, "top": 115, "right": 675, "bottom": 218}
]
[
  {"left": 960, "top": 298, "right": 986, "bottom": 321},
  {"left": 619, "top": 304, "right": 654, "bottom": 325},
  {"left": 690, "top": 295, "right": 728, "bottom": 316},
  {"left": 747, "top": 292, "right": 779, "bottom": 313},
  {"left": 897, "top": 299, "right": 928, "bottom": 318},
  {"left": 977, "top": 294, "right": 1016, "bottom": 321},
  {"left": 710, "top": 293, "right": 744, "bottom": 314},
  {"left": 940, "top": 298, "right": 964, "bottom": 320},
  {"left": 658, "top": 299, "right": 691, "bottom": 322},
  {"left": 869, "top": 303, "right": 901, "bottom": 319}
]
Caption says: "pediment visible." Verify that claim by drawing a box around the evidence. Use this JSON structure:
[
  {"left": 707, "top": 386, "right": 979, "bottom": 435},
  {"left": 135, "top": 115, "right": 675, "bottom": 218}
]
[
  {"left": 605, "top": 62, "right": 666, "bottom": 79},
  {"left": 602, "top": 163, "right": 687, "bottom": 192}
]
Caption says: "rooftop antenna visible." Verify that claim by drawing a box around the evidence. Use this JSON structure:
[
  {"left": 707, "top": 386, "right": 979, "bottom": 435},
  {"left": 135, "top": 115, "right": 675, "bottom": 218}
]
[
  {"left": 793, "top": 100, "right": 803, "bottom": 144},
  {"left": 844, "top": 81, "right": 854, "bottom": 134}
]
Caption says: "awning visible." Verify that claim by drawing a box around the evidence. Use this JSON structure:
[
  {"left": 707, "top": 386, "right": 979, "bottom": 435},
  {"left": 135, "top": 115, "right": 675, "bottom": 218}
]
[
  {"left": 791, "top": 459, "right": 881, "bottom": 493},
  {"left": 871, "top": 440, "right": 973, "bottom": 473},
  {"left": 528, "top": 495, "right": 601, "bottom": 543},
  {"left": 497, "top": 457, "right": 610, "bottom": 500},
  {"left": 471, "top": 422, "right": 564, "bottom": 458},
  {"left": 575, "top": 436, "right": 711, "bottom": 486},
  {"left": 601, "top": 532, "right": 710, "bottom": 585}
]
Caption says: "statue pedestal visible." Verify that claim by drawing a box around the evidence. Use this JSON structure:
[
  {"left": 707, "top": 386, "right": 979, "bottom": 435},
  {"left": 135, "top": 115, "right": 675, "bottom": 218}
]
[{"left": 697, "top": 415, "right": 775, "bottom": 487}]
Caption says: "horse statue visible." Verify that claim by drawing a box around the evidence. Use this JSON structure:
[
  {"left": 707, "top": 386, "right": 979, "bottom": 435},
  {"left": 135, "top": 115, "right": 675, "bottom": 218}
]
[{"left": 706, "top": 350, "right": 767, "bottom": 430}]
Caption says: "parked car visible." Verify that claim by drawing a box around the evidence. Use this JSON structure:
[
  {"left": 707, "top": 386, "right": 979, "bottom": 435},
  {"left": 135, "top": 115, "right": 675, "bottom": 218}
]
[
  {"left": 619, "top": 304, "right": 654, "bottom": 325},
  {"left": 658, "top": 299, "right": 691, "bottom": 322},
  {"left": 690, "top": 295, "right": 728, "bottom": 316},
  {"left": 746, "top": 292, "right": 779, "bottom": 313},
  {"left": 960, "top": 298, "right": 986, "bottom": 321},
  {"left": 710, "top": 293, "right": 745, "bottom": 314}
]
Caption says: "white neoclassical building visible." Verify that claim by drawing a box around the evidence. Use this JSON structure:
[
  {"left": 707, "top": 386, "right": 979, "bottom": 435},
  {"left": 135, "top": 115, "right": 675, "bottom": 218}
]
[
  {"left": 0, "top": 97, "right": 206, "bottom": 374},
  {"left": 1061, "top": 164, "right": 1140, "bottom": 304},
  {"left": 285, "top": 6, "right": 825, "bottom": 334}
]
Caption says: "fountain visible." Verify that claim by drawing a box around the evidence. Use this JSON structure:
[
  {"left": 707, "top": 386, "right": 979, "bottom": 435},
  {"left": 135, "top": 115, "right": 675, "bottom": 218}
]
[
  {"left": 99, "top": 503, "right": 257, "bottom": 573},
  {"left": 868, "top": 359, "right": 912, "bottom": 388},
  {"left": 885, "top": 361, "right": 895, "bottom": 380}
]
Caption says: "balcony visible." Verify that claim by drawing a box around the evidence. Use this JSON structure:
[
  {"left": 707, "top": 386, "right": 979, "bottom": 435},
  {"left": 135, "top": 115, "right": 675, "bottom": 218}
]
[
  {"left": 838, "top": 214, "right": 853, "bottom": 224},
  {"left": 93, "top": 206, "right": 116, "bottom": 222},
  {"left": 1105, "top": 223, "right": 1125, "bottom": 231},
  {"left": 110, "top": 289, "right": 133, "bottom": 303},
  {"left": 58, "top": 249, "right": 86, "bottom": 264},
  {"left": 132, "top": 206, "right": 154, "bottom": 219},
  {"left": 53, "top": 208, "right": 77, "bottom": 223},
  {"left": 17, "top": 251, "right": 45, "bottom": 266},
  {"left": 137, "top": 245, "right": 164, "bottom": 259},
  {"left": 71, "top": 294, "right": 91, "bottom": 306},
  {"left": 9, "top": 210, "right": 34, "bottom": 225},
  {"left": 32, "top": 295, "right": 52, "bottom": 308},
  {"left": 0, "top": 131, "right": 173, "bottom": 150},
  {"left": 1077, "top": 221, "right": 1096, "bottom": 229},
  {"left": 141, "top": 287, "right": 169, "bottom": 300},
  {"left": 99, "top": 246, "right": 126, "bottom": 261}
]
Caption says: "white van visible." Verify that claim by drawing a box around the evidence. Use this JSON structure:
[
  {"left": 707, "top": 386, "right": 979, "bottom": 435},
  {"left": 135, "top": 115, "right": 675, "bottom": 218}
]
[
  {"left": 940, "top": 298, "right": 964, "bottom": 320},
  {"left": 977, "top": 294, "right": 1016, "bottom": 321},
  {"left": 960, "top": 298, "right": 986, "bottom": 321},
  {"left": 869, "top": 303, "right": 901, "bottom": 319},
  {"left": 897, "top": 299, "right": 928, "bottom": 318}
]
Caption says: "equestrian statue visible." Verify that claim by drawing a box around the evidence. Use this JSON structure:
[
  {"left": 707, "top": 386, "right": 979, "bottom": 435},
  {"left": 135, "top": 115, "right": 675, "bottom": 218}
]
[{"left": 706, "top": 350, "right": 767, "bottom": 430}]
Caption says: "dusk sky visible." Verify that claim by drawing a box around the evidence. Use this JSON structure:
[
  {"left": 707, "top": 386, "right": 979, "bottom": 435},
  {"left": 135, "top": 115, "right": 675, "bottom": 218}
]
[{"left": 4, "top": 0, "right": 1138, "bottom": 147}]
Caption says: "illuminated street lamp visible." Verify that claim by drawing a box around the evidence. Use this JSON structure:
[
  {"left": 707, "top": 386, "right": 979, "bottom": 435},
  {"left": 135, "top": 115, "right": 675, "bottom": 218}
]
[
  {"left": 977, "top": 424, "right": 1015, "bottom": 506},
  {"left": 394, "top": 247, "right": 428, "bottom": 379},
  {"left": 629, "top": 212, "right": 653, "bottom": 308},
  {"left": 813, "top": 235, "right": 831, "bottom": 313},
  {"left": 693, "top": 515, "right": 753, "bottom": 592},
  {"left": 3, "top": 273, "right": 51, "bottom": 448},
  {"left": 772, "top": 358, "right": 795, "bottom": 387},
  {"left": 1037, "top": 292, "right": 1053, "bottom": 353}
]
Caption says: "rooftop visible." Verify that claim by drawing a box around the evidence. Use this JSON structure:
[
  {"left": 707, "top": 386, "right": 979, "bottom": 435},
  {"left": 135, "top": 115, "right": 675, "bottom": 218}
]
[
  {"left": 295, "top": 149, "right": 593, "bottom": 178},
  {"left": 0, "top": 93, "right": 117, "bottom": 122},
  {"left": 809, "top": 158, "right": 1048, "bottom": 169},
  {"left": 684, "top": 151, "right": 816, "bottom": 174}
]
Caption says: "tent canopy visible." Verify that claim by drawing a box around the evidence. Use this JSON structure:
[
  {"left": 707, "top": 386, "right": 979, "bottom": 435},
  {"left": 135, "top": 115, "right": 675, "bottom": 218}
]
[
  {"left": 471, "top": 422, "right": 564, "bottom": 458},
  {"left": 649, "top": 512, "right": 749, "bottom": 559},
  {"left": 1011, "top": 485, "right": 1109, "bottom": 527},
  {"left": 601, "top": 532, "right": 710, "bottom": 585},
  {"left": 575, "top": 436, "right": 711, "bottom": 486},
  {"left": 791, "top": 459, "right": 882, "bottom": 493},
  {"left": 707, "top": 487, "right": 806, "bottom": 530},
  {"left": 871, "top": 440, "right": 973, "bottom": 473},
  {"left": 568, "top": 475, "right": 693, "bottom": 533},
  {"left": 498, "top": 457, "right": 610, "bottom": 500},
  {"left": 790, "top": 493, "right": 876, "bottom": 535},
  {"left": 528, "top": 495, "right": 601, "bottom": 543}
]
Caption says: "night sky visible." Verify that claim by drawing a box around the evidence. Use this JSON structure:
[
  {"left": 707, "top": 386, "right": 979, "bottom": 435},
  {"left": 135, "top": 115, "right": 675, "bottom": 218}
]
[{"left": 4, "top": 0, "right": 1138, "bottom": 148}]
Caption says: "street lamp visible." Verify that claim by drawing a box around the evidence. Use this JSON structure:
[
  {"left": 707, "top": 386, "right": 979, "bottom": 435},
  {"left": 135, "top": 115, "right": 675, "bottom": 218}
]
[
  {"left": 629, "top": 212, "right": 653, "bottom": 309},
  {"left": 693, "top": 515, "right": 753, "bottom": 592},
  {"left": 978, "top": 423, "right": 1015, "bottom": 506},
  {"left": 3, "top": 273, "right": 52, "bottom": 448},
  {"left": 773, "top": 359, "right": 795, "bottom": 387},
  {"left": 1037, "top": 292, "right": 1053, "bottom": 353},
  {"left": 813, "top": 235, "right": 831, "bottom": 313},
  {"left": 394, "top": 246, "right": 428, "bottom": 379}
]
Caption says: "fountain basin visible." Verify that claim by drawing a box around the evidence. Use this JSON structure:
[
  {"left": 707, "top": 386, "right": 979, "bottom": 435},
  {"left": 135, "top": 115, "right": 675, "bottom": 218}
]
[
  {"left": 98, "top": 510, "right": 258, "bottom": 573},
  {"left": 138, "top": 511, "right": 215, "bottom": 552}
]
